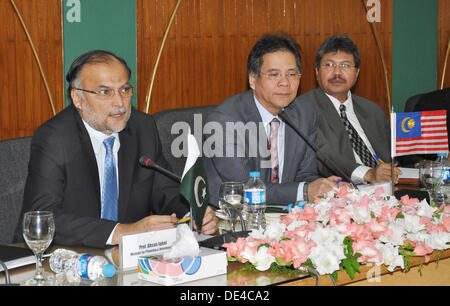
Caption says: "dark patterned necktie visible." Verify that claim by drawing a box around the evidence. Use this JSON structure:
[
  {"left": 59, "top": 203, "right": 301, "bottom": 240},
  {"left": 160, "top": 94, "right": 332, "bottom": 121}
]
[
  {"left": 101, "top": 136, "right": 118, "bottom": 221},
  {"left": 270, "top": 118, "right": 280, "bottom": 183},
  {"left": 339, "top": 104, "right": 378, "bottom": 168}
]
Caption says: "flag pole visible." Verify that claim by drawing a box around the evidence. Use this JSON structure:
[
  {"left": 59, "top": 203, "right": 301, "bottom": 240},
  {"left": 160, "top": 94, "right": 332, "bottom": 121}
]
[{"left": 390, "top": 106, "right": 395, "bottom": 195}]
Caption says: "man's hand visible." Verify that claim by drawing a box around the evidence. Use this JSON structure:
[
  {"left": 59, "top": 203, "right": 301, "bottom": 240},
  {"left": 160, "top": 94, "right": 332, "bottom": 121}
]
[
  {"left": 193, "top": 206, "right": 219, "bottom": 235},
  {"left": 364, "top": 163, "right": 402, "bottom": 184},
  {"left": 112, "top": 214, "right": 178, "bottom": 245},
  {"left": 307, "top": 175, "right": 342, "bottom": 201}
]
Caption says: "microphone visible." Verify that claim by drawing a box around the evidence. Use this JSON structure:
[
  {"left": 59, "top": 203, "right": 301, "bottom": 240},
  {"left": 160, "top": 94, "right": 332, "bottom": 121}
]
[
  {"left": 139, "top": 156, "right": 181, "bottom": 183},
  {"left": 278, "top": 108, "right": 356, "bottom": 187}
]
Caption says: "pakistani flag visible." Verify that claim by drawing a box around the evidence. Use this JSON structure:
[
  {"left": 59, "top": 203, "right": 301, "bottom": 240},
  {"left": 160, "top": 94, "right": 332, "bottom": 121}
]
[{"left": 180, "top": 133, "right": 209, "bottom": 231}]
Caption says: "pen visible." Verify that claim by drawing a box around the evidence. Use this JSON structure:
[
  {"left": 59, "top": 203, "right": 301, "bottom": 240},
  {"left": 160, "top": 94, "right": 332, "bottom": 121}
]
[
  {"left": 178, "top": 216, "right": 191, "bottom": 224},
  {"left": 336, "top": 179, "right": 341, "bottom": 185},
  {"left": 373, "top": 154, "right": 397, "bottom": 175}
]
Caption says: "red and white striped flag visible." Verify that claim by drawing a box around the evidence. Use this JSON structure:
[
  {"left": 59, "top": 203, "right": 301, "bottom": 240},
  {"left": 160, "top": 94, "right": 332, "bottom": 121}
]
[{"left": 391, "top": 110, "right": 448, "bottom": 156}]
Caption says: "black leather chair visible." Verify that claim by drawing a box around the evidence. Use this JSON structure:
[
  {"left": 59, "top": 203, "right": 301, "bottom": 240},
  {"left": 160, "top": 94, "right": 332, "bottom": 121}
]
[
  {"left": 153, "top": 105, "right": 216, "bottom": 176},
  {"left": 0, "top": 136, "right": 31, "bottom": 244}
]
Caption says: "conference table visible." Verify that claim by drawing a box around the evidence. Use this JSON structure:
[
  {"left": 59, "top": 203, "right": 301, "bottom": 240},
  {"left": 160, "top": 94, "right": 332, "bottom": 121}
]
[
  {"left": 2, "top": 244, "right": 449, "bottom": 286},
  {"left": 2, "top": 180, "right": 449, "bottom": 286}
]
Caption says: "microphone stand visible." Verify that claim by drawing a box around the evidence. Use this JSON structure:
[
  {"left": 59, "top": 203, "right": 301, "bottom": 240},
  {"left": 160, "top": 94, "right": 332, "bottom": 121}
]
[{"left": 278, "top": 108, "right": 358, "bottom": 189}]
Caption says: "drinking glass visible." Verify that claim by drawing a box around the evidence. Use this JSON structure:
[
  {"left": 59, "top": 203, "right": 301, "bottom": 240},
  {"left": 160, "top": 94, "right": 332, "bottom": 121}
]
[
  {"left": 219, "top": 182, "right": 244, "bottom": 232},
  {"left": 22, "top": 211, "right": 55, "bottom": 286},
  {"left": 418, "top": 161, "right": 444, "bottom": 205}
]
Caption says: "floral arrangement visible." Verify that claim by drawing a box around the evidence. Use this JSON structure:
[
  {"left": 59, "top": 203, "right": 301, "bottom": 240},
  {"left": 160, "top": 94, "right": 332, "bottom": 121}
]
[{"left": 223, "top": 186, "right": 450, "bottom": 280}]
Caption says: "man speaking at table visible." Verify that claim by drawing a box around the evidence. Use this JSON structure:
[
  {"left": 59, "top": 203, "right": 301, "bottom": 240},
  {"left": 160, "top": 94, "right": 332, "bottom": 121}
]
[
  {"left": 15, "top": 50, "right": 217, "bottom": 248},
  {"left": 203, "top": 33, "right": 341, "bottom": 206}
]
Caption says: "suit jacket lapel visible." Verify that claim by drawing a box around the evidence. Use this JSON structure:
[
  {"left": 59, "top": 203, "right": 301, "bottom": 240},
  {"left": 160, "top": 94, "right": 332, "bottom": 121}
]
[
  {"left": 315, "top": 88, "right": 355, "bottom": 160},
  {"left": 117, "top": 113, "right": 136, "bottom": 220},
  {"left": 73, "top": 106, "right": 101, "bottom": 211}
]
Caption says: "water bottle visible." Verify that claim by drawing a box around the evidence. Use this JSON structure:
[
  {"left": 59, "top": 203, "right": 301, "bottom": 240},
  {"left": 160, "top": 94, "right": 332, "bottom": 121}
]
[
  {"left": 50, "top": 249, "right": 116, "bottom": 283},
  {"left": 436, "top": 153, "right": 450, "bottom": 205},
  {"left": 243, "top": 171, "right": 266, "bottom": 231}
]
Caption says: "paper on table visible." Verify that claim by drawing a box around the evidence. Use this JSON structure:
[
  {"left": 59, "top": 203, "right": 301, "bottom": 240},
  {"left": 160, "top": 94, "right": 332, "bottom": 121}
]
[{"left": 398, "top": 167, "right": 419, "bottom": 179}]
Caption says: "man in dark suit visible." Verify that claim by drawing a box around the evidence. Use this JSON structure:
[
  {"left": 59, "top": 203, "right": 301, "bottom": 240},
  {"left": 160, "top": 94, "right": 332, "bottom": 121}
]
[
  {"left": 17, "top": 50, "right": 217, "bottom": 248},
  {"left": 203, "top": 34, "right": 341, "bottom": 206},
  {"left": 301, "top": 35, "right": 400, "bottom": 185}
]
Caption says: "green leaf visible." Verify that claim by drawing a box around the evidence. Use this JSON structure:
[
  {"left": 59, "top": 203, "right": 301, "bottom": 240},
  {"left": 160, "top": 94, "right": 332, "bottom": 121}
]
[{"left": 257, "top": 243, "right": 271, "bottom": 251}]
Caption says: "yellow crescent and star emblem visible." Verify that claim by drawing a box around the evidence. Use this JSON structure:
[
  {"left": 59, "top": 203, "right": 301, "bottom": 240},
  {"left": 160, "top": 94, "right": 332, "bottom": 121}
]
[{"left": 401, "top": 117, "right": 415, "bottom": 133}]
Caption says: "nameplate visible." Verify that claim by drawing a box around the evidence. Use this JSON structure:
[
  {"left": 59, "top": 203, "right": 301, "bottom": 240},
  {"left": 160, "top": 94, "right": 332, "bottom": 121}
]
[{"left": 119, "top": 228, "right": 177, "bottom": 272}]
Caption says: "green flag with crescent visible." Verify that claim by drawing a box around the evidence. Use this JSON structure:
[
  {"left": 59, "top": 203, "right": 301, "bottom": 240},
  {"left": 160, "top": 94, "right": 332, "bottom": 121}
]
[{"left": 180, "top": 133, "right": 209, "bottom": 231}]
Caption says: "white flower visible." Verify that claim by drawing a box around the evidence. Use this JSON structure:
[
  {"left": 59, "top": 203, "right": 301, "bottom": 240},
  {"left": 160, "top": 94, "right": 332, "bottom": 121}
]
[
  {"left": 347, "top": 205, "right": 371, "bottom": 224},
  {"left": 416, "top": 199, "right": 437, "bottom": 218},
  {"left": 252, "top": 246, "right": 275, "bottom": 271},
  {"left": 425, "top": 232, "right": 450, "bottom": 250},
  {"left": 400, "top": 214, "right": 425, "bottom": 234},
  {"left": 286, "top": 220, "right": 308, "bottom": 231},
  {"left": 378, "top": 222, "right": 404, "bottom": 246},
  {"left": 377, "top": 242, "right": 404, "bottom": 272},
  {"left": 264, "top": 221, "right": 286, "bottom": 241},
  {"left": 406, "top": 232, "right": 428, "bottom": 244},
  {"left": 309, "top": 226, "right": 345, "bottom": 247},
  {"left": 309, "top": 246, "right": 341, "bottom": 275}
]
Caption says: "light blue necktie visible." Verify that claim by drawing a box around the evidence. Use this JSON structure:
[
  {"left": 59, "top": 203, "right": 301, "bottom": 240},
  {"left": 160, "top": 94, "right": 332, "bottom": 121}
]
[{"left": 101, "top": 136, "right": 118, "bottom": 221}]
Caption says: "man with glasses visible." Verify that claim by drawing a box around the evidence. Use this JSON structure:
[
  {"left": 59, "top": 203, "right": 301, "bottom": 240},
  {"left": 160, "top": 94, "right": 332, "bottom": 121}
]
[
  {"left": 17, "top": 50, "right": 217, "bottom": 248},
  {"left": 203, "top": 34, "right": 341, "bottom": 207},
  {"left": 301, "top": 35, "right": 400, "bottom": 185}
]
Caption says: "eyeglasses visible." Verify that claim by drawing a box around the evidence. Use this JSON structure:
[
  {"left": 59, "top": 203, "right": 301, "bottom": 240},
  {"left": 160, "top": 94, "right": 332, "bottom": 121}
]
[
  {"left": 260, "top": 71, "right": 301, "bottom": 81},
  {"left": 320, "top": 62, "right": 356, "bottom": 72},
  {"left": 73, "top": 86, "right": 134, "bottom": 99}
]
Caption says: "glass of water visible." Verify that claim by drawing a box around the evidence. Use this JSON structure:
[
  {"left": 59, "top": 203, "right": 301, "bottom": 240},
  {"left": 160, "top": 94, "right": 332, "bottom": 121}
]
[
  {"left": 22, "top": 211, "right": 55, "bottom": 286},
  {"left": 219, "top": 182, "right": 244, "bottom": 231},
  {"left": 418, "top": 161, "right": 444, "bottom": 205}
]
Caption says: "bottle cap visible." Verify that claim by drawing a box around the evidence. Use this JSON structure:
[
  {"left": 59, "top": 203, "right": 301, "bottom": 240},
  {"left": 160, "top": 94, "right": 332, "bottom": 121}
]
[
  {"left": 249, "top": 171, "right": 260, "bottom": 177},
  {"left": 437, "top": 153, "right": 447, "bottom": 157},
  {"left": 103, "top": 264, "right": 117, "bottom": 278}
]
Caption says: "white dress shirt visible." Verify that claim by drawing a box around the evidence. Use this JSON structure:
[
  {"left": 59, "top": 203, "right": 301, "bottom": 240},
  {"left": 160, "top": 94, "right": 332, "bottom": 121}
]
[
  {"left": 325, "top": 91, "right": 375, "bottom": 184},
  {"left": 82, "top": 120, "right": 120, "bottom": 244},
  {"left": 253, "top": 96, "right": 306, "bottom": 201}
]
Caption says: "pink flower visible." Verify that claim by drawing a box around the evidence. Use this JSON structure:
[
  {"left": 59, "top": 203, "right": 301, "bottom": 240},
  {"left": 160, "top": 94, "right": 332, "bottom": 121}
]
[
  {"left": 353, "top": 239, "right": 382, "bottom": 263},
  {"left": 365, "top": 219, "right": 393, "bottom": 239},
  {"left": 413, "top": 242, "right": 433, "bottom": 256},
  {"left": 329, "top": 208, "right": 351, "bottom": 227},
  {"left": 337, "top": 186, "right": 350, "bottom": 198},
  {"left": 223, "top": 237, "right": 248, "bottom": 262},
  {"left": 400, "top": 194, "right": 419, "bottom": 207},
  {"left": 443, "top": 215, "right": 450, "bottom": 232},
  {"left": 296, "top": 206, "right": 318, "bottom": 222},
  {"left": 373, "top": 187, "right": 386, "bottom": 198},
  {"left": 344, "top": 223, "right": 372, "bottom": 242}
]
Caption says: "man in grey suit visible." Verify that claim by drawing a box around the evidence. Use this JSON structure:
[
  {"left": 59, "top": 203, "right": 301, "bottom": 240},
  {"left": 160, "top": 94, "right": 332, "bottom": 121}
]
[
  {"left": 203, "top": 34, "right": 341, "bottom": 206},
  {"left": 301, "top": 35, "right": 400, "bottom": 185}
]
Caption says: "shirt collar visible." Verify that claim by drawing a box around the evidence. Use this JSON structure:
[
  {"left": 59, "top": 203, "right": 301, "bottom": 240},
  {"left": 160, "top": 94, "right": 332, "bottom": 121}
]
[
  {"left": 253, "top": 95, "right": 281, "bottom": 123},
  {"left": 82, "top": 119, "right": 119, "bottom": 155},
  {"left": 325, "top": 90, "right": 354, "bottom": 114}
]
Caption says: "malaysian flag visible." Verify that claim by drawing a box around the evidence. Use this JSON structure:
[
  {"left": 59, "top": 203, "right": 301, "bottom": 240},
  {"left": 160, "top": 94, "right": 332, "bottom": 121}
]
[{"left": 391, "top": 110, "right": 448, "bottom": 156}]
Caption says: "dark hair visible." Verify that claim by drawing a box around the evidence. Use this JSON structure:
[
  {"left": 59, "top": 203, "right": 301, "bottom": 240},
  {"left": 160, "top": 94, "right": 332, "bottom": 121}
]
[
  {"left": 65, "top": 50, "right": 131, "bottom": 103},
  {"left": 314, "top": 35, "right": 360, "bottom": 69},
  {"left": 247, "top": 33, "right": 302, "bottom": 79}
]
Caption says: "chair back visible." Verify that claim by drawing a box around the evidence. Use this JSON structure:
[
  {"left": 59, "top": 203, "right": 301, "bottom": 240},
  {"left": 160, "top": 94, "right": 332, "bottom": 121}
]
[
  {"left": 0, "top": 136, "right": 31, "bottom": 244},
  {"left": 153, "top": 105, "right": 216, "bottom": 176}
]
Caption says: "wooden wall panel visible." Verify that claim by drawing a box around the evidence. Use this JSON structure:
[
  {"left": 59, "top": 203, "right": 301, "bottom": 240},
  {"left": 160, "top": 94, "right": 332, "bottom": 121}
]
[
  {"left": 137, "top": 0, "right": 393, "bottom": 116},
  {"left": 0, "top": 0, "right": 64, "bottom": 140},
  {"left": 438, "top": 0, "right": 450, "bottom": 89}
]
